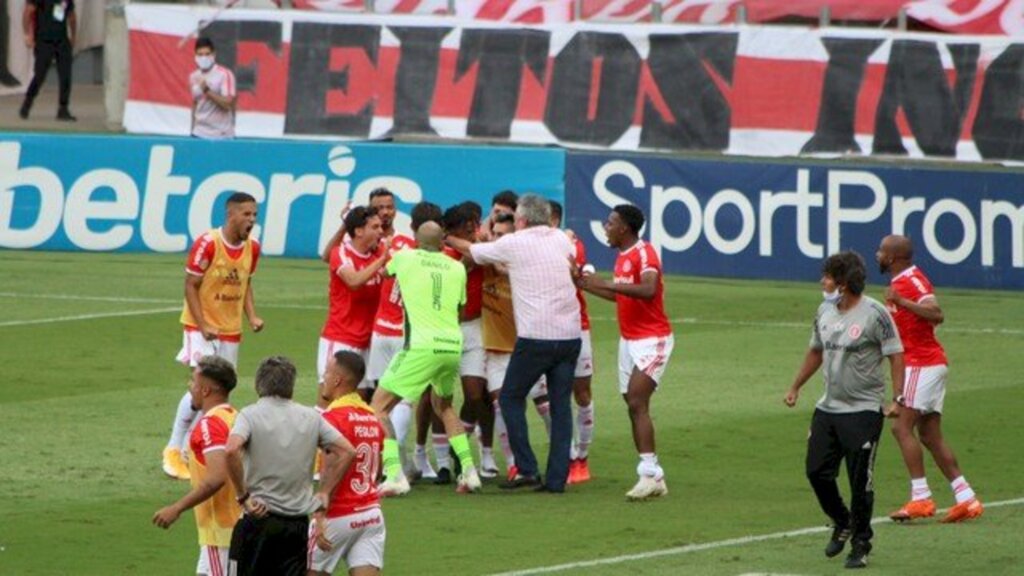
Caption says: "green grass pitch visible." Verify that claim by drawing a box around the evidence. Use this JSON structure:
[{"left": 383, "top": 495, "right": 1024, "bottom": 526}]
[{"left": 1, "top": 250, "right": 1022, "bottom": 575}]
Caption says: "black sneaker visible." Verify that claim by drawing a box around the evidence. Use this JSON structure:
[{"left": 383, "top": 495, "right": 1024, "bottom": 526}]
[
  {"left": 845, "top": 540, "right": 872, "bottom": 569},
  {"left": 825, "top": 525, "right": 852, "bottom": 558},
  {"left": 56, "top": 109, "right": 77, "bottom": 122},
  {"left": 19, "top": 102, "right": 29, "bottom": 119},
  {"left": 433, "top": 467, "right": 452, "bottom": 485}
]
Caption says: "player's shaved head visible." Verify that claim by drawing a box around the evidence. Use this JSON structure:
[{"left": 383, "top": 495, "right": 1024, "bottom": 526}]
[
  {"left": 416, "top": 221, "right": 444, "bottom": 251},
  {"left": 884, "top": 235, "right": 914, "bottom": 261}
]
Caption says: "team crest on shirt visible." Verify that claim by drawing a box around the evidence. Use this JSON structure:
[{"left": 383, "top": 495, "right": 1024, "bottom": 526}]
[
  {"left": 623, "top": 260, "right": 633, "bottom": 273},
  {"left": 847, "top": 324, "right": 863, "bottom": 339}
]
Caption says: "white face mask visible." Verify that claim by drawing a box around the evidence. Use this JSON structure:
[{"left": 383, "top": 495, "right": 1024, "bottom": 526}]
[
  {"left": 822, "top": 288, "right": 841, "bottom": 304},
  {"left": 195, "top": 55, "right": 215, "bottom": 70}
]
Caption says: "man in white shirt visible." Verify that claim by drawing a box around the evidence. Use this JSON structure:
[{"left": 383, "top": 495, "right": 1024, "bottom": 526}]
[{"left": 190, "top": 37, "right": 236, "bottom": 139}]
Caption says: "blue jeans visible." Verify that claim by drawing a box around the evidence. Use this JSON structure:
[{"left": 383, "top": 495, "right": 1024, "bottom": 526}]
[{"left": 499, "top": 337, "right": 581, "bottom": 491}]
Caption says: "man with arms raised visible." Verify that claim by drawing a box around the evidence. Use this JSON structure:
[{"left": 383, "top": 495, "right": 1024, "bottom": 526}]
[
  {"left": 164, "top": 192, "right": 264, "bottom": 480},
  {"left": 578, "top": 205, "right": 672, "bottom": 500},
  {"left": 310, "top": 351, "right": 386, "bottom": 576},
  {"left": 319, "top": 206, "right": 386, "bottom": 405},
  {"left": 371, "top": 222, "right": 482, "bottom": 496},
  {"left": 877, "top": 235, "right": 983, "bottom": 523},
  {"left": 153, "top": 355, "right": 241, "bottom": 576}
]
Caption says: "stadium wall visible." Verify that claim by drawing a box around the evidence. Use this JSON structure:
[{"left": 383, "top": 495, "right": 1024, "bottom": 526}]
[
  {"left": 0, "top": 133, "right": 565, "bottom": 259},
  {"left": 565, "top": 152, "right": 1024, "bottom": 290}
]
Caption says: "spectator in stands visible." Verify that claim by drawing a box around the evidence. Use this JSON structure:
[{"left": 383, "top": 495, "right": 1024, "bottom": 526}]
[
  {"left": 19, "top": 0, "right": 76, "bottom": 121},
  {"left": 190, "top": 37, "right": 237, "bottom": 139}
]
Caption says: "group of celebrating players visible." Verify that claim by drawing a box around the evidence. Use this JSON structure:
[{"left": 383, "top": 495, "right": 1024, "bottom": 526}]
[{"left": 150, "top": 187, "right": 982, "bottom": 575}]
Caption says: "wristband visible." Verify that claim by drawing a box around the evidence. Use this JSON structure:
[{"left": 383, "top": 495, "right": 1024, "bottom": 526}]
[{"left": 894, "top": 395, "right": 906, "bottom": 407}]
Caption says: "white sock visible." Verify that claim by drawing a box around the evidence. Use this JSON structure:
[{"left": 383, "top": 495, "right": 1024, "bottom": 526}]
[
  {"left": 414, "top": 444, "right": 435, "bottom": 475},
  {"left": 167, "top": 392, "right": 198, "bottom": 452},
  {"left": 432, "top": 434, "right": 451, "bottom": 470},
  {"left": 574, "top": 403, "right": 594, "bottom": 459},
  {"left": 481, "top": 447, "right": 497, "bottom": 470},
  {"left": 951, "top": 476, "right": 976, "bottom": 504},
  {"left": 534, "top": 401, "right": 552, "bottom": 436},
  {"left": 493, "top": 402, "right": 515, "bottom": 468},
  {"left": 391, "top": 401, "right": 413, "bottom": 446},
  {"left": 637, "top": 453, "right": 662, "bottom": 479},
  {"left": 911, "top": 477, "right": 932, "bottom": 501}
]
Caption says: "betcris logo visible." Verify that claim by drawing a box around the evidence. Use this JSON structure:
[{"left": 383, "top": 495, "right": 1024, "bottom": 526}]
[
  {"left": 566, "top": 153, "right": 1024, "bottom": 290},
  {"left": 0, "top": 134, "right": 564, "bottom": 257}
]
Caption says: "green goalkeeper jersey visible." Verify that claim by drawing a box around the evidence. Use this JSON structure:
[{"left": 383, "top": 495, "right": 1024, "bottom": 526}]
[{"left": 387, "top": 249, "right": 467, "bottom": 353}]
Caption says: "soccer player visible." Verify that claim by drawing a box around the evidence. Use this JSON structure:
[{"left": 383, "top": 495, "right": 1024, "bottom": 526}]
[
  {"left": 370, "top": 221, "right": 482, "bottom": 496},
  {"left": 164, "top": 192, "right": 263, "bottom": 480},
  {"left": 477, "top": 190, "right": 519, "bottom": 241},
  {"left": 310, "top": 350, "right": 386, "bottom": 576},
  {"left": 549, "top": 200, "right": 596, "bottom": 484},
  {"left": 876, "top": 235, "right": 983, "bottom": 523},
  {"left": 784, "top": 251, "right": 905, "bottom": 569},
  {"left": 578, "top": 205, "right": 672, "bottom": 500},
  {"left": 367, "top": 201, "right": 444, "bottom": 481},
  {"left": 442, "top": 203, "right": 495, "bottom": 478},
  {"left": 319, "top": 206, "right": 386, "bottom": 406},
  {"left": 320, "top": 188, "right": 397, "bottom": 264},
  {"left": 153, "top": 355, "right": 241, "bottom": 576}
]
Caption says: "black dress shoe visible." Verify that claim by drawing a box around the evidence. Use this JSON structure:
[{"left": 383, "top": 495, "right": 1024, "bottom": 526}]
[
  {"left": 433, "top": 467, "right": 453, "bottom": 485},
  {"left": 18, "top": 103, "right": 29, "bottom": 119},
  {"left": 56, "top": 109, "right": 77, "bottom": 122},
  {"left": 500, "top": 474, "right": 541, "bottom": 490},
  {"left": 533, "top": 484, "right": 564, "bottom": 494}
]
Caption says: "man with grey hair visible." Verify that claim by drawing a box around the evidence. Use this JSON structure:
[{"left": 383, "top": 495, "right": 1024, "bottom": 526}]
[
  {"left": 446, "top": 193, "right": 581, "bottom": 493},
  {"left": 225, "top": 356, "right": 356, "bottom": 576}
]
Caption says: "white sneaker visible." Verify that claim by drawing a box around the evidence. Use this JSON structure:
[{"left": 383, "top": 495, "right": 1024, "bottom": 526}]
[
  {"left": 625, "top": 475, "right": 668, "bottom": 501},
  {"left": 457, "top": 467, "right": 482, "bottom": 493},
  {"left": 379, "top": 473, "right": 411, "bottom": 497},
  {"left": 480, "top": 453, "right": 499, "bottom": 478},
  {"left": 414, "top": 450, "right": 438, "bottom": 479}
]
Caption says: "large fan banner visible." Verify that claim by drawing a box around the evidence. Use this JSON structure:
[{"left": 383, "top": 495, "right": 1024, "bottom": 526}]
[{"left": 125, "top": 5, "right": 1024, "bottom": 162}]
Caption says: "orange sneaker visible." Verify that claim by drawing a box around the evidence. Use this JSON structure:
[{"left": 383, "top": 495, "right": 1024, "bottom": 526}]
[
  {"left": 890, "top": 498, "right": 936, "bottom": 522},
  {"left": 567, "top": 459, "right": 582, "bottom": 484},
  {"left": 506, "top": 465, "right": 519, "bottom": 483},
  {"left": 941, "top": 498, "right": 984, "bottom": 523},
  {"left": 574, "top": 457, "right": 591, "bottom": 483}
]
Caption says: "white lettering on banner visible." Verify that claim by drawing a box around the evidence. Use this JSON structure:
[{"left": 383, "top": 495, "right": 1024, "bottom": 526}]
[
  {"left": 827, "top": 170, "right": 887, "bottom": 256},
  {"left": 589, "top": 160, "right": 1024, "bottom": 270},
  {"left": 0, "top": 142, "right": 426, "bottom": 256},
  {"left": 63, "top": 170, "right": 141, "bottom": 251},
  {"left": 142, "top": 146, "right": 192, "bottom": 252},
  {"left": 981, "top": 201, "right": 1024, "bottom": 267},
  {"left": 0, "top": 143, "right": 64, "bottom": 249}
]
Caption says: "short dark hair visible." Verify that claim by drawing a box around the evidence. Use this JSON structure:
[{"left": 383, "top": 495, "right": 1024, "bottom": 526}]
[
  {"left": 254, "top": 356, "right": 297, "bottom": 399},
  {"left": 549, "top": 200, "right": 563, "bottom": 224},
  {"left": 493, "top": 212, "right": 515, "bottom": 225},
  {"left": 344, "top": 206, "right": 379, "bottom": 234},
  {"left": 226, "top": 192, "right": 256, "bottom": 207},
  {"left": 332, "top": 350, "right": 366, "bottom": 384},
  {"left": 369, "top": 188, "right": 394, "bottom": 202},
  {"left": 822, "top": 251, "right": 867, "bottom": 295},
  {"left": 411, "top": 201, "right": 442, "bottom": 232},
  {"left": 460, "top": 201, "right": 483, "bottom": 222},
  {"left": 492, "top": 190, "right": 518, "bottom": 211},
  {"left": 196, "top": 355, "right": 237, "bottom": 394},
  {"left": 442, "top": 204, "right": 475, "bottom": 232},
  {"left": 195, "top": 37, "right": 215, "bottom": 52},
  {"left": 613, "top": 204, "right": 645, "bottom": 235}
]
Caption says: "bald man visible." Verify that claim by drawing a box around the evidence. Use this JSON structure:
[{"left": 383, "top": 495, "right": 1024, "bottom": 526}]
[
  {"left": 876, "top": 235, "right": 983, "bottom": 524},
  {"left": 369, "top": 222, "right": 482, "bottom": 496}
]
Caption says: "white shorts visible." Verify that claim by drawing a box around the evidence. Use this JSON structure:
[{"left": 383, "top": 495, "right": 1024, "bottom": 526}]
[
  {"left": 905, "top": 365, "right": 948, "bottom": 414},
  {"left": 367, "top": 333, "right": 404, "bottom": 382},
  {"left": 618, "top": 335, "right": 674, "bottom": 394},
  {"left": 575, "top": 330, "right": 594, "bottom": 378},
  {"left": 176, "top": 330, "right": 239, "bottom": 369},
  {"left": 308, "top": 508, "right": 386, "bottom": 573},
  {"left": 195, "top": 545, "right": 228, "bottom": 576},
  {"left": 318, "top": 337, "right": 372, "bottom": 390},
  {"left": 485, "top": 351, "right": 548, "bottom": 398},
  {"left": 460, "top": 318, "right": 486, "bottom": 378}
]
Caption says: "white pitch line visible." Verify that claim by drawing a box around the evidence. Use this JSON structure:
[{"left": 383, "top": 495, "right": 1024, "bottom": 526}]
[
  {"left": 0, "top": 292, "right": 325, "bottom": 310},
  {"left": 0, "top": 307, "right": 181, "bottom": 328},
  {"left": 487, "top": 498, "right": 1024, "bottom": 576},
  {"left": 588, "top": 316, "right": 1024, "bottom": 336}
]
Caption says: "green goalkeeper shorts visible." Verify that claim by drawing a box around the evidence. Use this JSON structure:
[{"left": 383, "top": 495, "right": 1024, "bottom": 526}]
[{"left": 379, "top": 348, "right": 460, "bottom": 401}]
